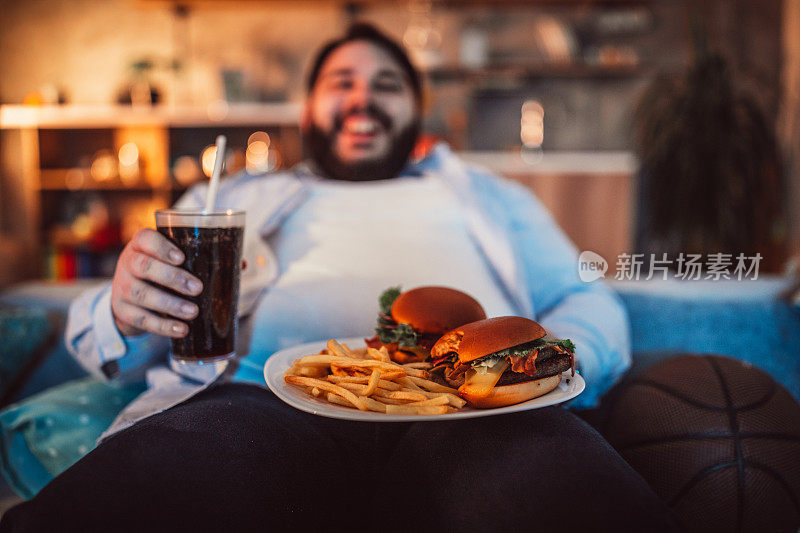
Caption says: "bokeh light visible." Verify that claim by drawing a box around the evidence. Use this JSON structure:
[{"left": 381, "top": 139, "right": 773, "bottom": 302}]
[
  {"left": 521, "top": 100, "right": 545, "bottom": 148},
  {"left": 201, "top": 145, "right": 218, "bottom": 178},
  {"left": 173, "top": 155, "right": 202, "bottom": 186},
  {"left": 247, "top": 131, "right": 270, "bottom": 147},
  {"left": 246, "top": 140, "right": 269, "bottom": 174},
  {"left": 118, "top": 142, "right": 140, "bottom": 185},
  {"left": 64, "top": 168, "right": 86, "bottom": 190},
  {"left": 118, "top": 142, "right": 139, "bottom": 166},
  {"left": 90, "top": 150, "right": 117, "bottom": 182}
]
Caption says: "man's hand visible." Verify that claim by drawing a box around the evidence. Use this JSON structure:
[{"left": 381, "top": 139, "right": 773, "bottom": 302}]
[{"left": 111, "top": 228, "right": 203, "bottom": 338}]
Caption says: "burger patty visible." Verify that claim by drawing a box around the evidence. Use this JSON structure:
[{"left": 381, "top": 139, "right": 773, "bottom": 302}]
[{"left": 497, "top": 352, "right": 572, "bottom": 385}]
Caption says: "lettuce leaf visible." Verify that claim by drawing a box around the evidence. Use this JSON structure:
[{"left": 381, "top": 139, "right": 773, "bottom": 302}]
[
  {"left": 378, "top": 286, "right": 402, "bottom": 315},
  {"left": 469, "top": 337, "right": 575, "bottom": 368},
  {"left": 376, "top": 322, "right": 418, "bottom": 348}
]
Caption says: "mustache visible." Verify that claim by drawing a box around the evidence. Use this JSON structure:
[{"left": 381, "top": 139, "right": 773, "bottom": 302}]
[
  {"left": 303, "top": 118, "right": 421, "bottom": 181},
  {"left": 333, "top": 104, "right": 393, "bottom": 132}
]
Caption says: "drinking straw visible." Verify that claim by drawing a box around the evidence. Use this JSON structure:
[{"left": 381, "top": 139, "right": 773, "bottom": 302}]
[{"left": 204, "top": 135, "right": 227, "bottom": 213}]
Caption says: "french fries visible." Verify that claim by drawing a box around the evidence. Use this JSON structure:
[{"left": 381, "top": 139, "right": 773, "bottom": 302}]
[
  {"left": 298, "top": 355, "right": 399, "bottom": 372},
  {"left": 362, "top": 369, "right": 381, "bottom": 396},
  {"left": 401, "top": 367, "right": 429, "bottom": 378},
  {"left": 284, "top": 339, "right": 467, "bottom": 416},
  {"left": 326, "top": 375, "right": 402, "bottom": 391},
  {"left": 403, "top": 362, "right": 433, "bottom": 369},
  {"left": 406, "top": 376, "right": 460, "bottom": 394},
  {"left": 373, "top": 390, "right": 429, "bottom": 402},
  {"left": 385, "top": 404, "right": 448, "bottom": 415},
  {"left": 367, "top": 346, "right": 391, "bottom": 362},
  {"left": 285, "top": 376, "right": 368, "bottom": 411}
]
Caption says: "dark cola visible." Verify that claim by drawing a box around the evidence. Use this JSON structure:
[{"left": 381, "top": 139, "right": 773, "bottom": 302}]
[{"left": 157, "top": 225, "right": 244, "bottom": 360}]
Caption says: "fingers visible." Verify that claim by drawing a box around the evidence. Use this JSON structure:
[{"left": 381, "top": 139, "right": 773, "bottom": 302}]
[
  {"left": 125, "top": 277, "right": 198, "bottom": 321},
  {"left": 112, "top": 298, "right": 189, "bottom": 338},
  {"left": 126, "top": 251, "right": 202, "bottom": 296},
  {"left": 111, "top": 228, "right": 204, "bottom": 338},
  {"left": 131, "top": 228, "right": 185, "bottom": 266}
]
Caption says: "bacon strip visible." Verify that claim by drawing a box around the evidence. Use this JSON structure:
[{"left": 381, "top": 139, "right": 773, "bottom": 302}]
[
  {"left": 445, "top": 361, "right": 470, "bottom": 381},
  {"left": 507, "top": 349, "right": 538, "bottom": 376},
  {"left": 364, "top": 335, "right": 383, "bottom": 349}
]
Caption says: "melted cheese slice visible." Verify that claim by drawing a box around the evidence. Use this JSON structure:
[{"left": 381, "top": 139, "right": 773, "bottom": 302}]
[{"left": 462, "top": 359, "right": 509, "bottom": 399}]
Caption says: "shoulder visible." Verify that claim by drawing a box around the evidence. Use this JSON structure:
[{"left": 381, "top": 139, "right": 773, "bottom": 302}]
[
  {"left": 213, "top": 169, "right": 301, "bottom": 195},
  {"left": 423, "top": 143, "right": 541, "bottom": 211},
  {"left": 177, "top": 169, "right": 304, "bottom": 209}
]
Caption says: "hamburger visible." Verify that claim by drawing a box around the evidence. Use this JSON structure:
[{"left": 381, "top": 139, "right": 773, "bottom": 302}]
[
  {"left": 365, "top": 286, "right": 487, "bottom": 364},
  {"left": 430, "top": 316, "right": 575, "bottom": 408}
]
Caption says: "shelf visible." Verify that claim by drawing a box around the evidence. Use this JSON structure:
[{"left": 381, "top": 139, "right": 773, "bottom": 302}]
[
  {"left": 427, "top": 64, "right": 644, "bottom": 83},
  {"left": 0, "top": 102, "right": 302, "bottom": 130},
  {"left": 39, "top": 186, "right": 166, "bottom": 192},
  {"left": 38, "top": 168, "right": 178, "bottom": 191},
  {"left": 459, "top": 150, "right": 637, "bottom": 174}
]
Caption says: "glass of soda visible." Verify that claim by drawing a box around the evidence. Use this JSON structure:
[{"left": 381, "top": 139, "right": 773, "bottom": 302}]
[{"left": 155, "top": 209, "right": 245, "bottom": 367}]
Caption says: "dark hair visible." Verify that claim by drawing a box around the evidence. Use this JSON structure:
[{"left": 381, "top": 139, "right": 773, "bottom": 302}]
[{"left": 306, "top": 23, "right": 422, "bottom": 104}]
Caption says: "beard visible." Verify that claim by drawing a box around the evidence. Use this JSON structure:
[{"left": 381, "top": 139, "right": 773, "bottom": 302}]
[{"left": 303, "top": 105, "right": 420, "bottom": 182}]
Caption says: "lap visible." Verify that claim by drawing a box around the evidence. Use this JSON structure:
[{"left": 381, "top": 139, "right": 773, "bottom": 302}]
[{"left": 1, "top": 383, "right": 681, "bottom": 532}]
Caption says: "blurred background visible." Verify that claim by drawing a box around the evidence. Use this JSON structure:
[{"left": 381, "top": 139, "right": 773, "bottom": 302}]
[
  {"left": 1, "top": 3, "right": 800, "bottom": 517},
  {"left": 0, "top": 0, "right": 798, "bottom": 284}
]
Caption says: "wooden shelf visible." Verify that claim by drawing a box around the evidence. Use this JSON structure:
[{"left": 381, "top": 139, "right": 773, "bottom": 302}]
[
  {"left": 39, "top": 185, "right": 165, "bottom": 192},
  {"left": 427, "top": 63, "right": 644, "bottom": 83},
  {"left": 38, "top": 168, "right": 177, "bottom": 192},
  {"left": 0, "top": 103, "right": 301, "bottom": 283},
  {"left": 0, "top": 102, "right": 302, "bottom": 130}
]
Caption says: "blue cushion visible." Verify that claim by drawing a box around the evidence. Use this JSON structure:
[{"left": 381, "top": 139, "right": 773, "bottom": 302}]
[
  {"left": 615, "top": 279, "right": 800, "bottom": 401},
  {"left": 0, "top": 307, "right": 52, "bottom": 398},
  {"left": 0, "top": 377, "right": 145, "bottom": 498}
]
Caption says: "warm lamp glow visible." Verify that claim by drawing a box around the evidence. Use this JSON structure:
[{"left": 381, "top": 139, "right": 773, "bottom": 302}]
[
  {"left": 65, "top": 168, "right": 86, "bottom": 190},
  {"left": 521, "top": 100, "right": 544, "bottom": 148},
  {"left": 173, "top": 155, "right": 201, "bottom": 186},
  {"left": 118, "top": 142, "right": 139, "bottom": 166},
  {"left": 246, "top": 140, "right": 269, "bottom": 174},
  {"left": 71, "top": 214, "right": 93, "bottom": 240},
  {"left": 90, "top": 150, "right": 117, "bottom": 182},
  {"left": 201, "top": 145, "right": 218, "bottom": 178},
  {"left": 118, "top": 142, "right": 140, "bottom": 185},
  {"left": 247, "top": 131, "right": 270, "bottom": 147}
]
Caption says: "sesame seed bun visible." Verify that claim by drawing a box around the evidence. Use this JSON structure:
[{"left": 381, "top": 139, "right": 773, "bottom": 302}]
[{"left": 390, "top": 286, "right": 486, "bottom": 334}]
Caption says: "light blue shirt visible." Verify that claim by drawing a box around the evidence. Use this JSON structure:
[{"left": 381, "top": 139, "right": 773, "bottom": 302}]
[
  {"left": 237, "top": 173, "right": 517, "bottom": 381},
  {"left": 66, "top": 143, "right": 630, "bottom": 436}
]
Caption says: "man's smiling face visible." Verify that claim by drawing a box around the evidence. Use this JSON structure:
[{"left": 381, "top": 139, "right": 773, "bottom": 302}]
[{"left": 302, "top": 39, "right": 420, "bottom": 181}]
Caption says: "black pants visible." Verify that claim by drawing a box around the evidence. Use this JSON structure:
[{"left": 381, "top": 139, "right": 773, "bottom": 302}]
[{"left": 1, "top": 383, "right": 682, "bottom": 532}]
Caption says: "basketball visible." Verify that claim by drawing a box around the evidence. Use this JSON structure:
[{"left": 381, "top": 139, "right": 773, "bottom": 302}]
[{"left": 600, "top": 355, "right": 800, "bottom": 532}]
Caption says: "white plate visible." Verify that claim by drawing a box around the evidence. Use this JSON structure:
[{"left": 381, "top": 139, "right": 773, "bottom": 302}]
[{"left": 264, "top": 337, "right": 585, "bottom": 422}]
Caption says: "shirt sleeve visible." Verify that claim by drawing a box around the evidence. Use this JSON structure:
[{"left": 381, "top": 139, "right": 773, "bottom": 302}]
[
  {"left": 63, "top": 184, "right": 212, "bottom": 380},
  {"left": 65, "top": 282, "right": 169, "bottom": 381},
  {"left": 490, "top": 176, "right": 631, "bottom": 409}
]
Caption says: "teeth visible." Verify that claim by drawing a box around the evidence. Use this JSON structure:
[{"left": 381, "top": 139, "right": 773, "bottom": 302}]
[{"left": 344, "top": 118, "right": 378, "bottom": 134}]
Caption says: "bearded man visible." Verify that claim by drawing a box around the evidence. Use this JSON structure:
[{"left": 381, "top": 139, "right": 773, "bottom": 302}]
[{"left": 1, "top": 24, "right": 680, "bottom": 532}]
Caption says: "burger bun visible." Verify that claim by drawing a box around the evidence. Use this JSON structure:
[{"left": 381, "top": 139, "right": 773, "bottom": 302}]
[
  {"left": 459, "top": 374, "right": 562, "bottom": 408},
  {"left": 432, "top": 316, "right": 546, "bottom": 364},
  {"left": 391, "top": 286, "right": 486, "bottom": 334}
]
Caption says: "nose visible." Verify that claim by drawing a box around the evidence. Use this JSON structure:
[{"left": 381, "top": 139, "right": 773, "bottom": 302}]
[{"left": 345, "top": 79, "right": 373, "bottom": 110}]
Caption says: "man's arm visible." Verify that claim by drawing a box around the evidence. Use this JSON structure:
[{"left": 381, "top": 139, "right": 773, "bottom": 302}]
[
  {"left": 480, "top": 172, "right": 631, "bottom": 409},
  {"left": 65, "top": 282, "right": 170, "bottom": 380},
  {"left": 64, "top": 187, "right": 207, "bottom": 380}
]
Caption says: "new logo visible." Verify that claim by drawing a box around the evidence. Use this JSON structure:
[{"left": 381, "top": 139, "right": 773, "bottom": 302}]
[{"left": 578, "top": 251, "right": 607, "bottom": 282}]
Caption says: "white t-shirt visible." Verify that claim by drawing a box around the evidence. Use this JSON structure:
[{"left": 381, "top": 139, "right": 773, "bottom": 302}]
[{"left": 249, "top": 175, "right": 515, "bottom": 353}]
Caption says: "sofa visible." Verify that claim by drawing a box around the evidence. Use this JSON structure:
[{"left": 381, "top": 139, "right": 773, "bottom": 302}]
[{"left": 1, "top": 276, "right": 798, "bottom": 525}]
